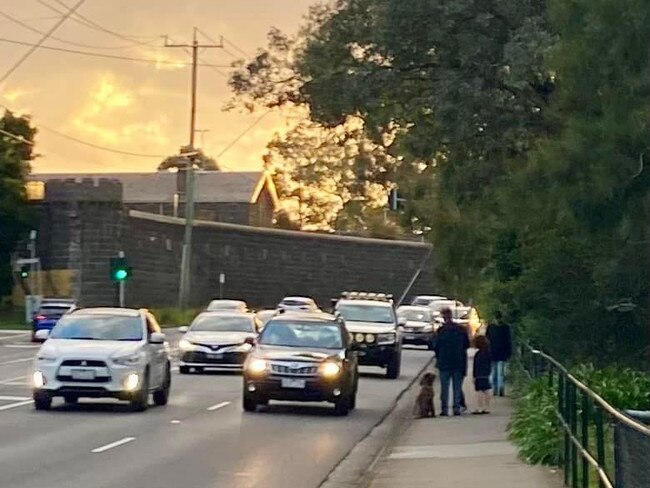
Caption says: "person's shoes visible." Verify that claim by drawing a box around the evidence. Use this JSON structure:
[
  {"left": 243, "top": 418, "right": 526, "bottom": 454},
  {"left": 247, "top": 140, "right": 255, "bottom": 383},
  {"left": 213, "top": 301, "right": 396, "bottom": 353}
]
[
  {"left": 481, "top": 410, "right": 491, "bottom": 415},
  {"left": 498, "top": 389, "right": 505, "bottom": 397},
  {"left": 471, "top": 410, "right": 482, "bottom": 415},
  {"left": 453, "top": 411, "right": 461, "bottom": 416},
  {"left": 440, "top": 412, "right": 449, "bottom": 417},
  {"left": 460, "top": 405, "right": 467, "bottom": 413}
]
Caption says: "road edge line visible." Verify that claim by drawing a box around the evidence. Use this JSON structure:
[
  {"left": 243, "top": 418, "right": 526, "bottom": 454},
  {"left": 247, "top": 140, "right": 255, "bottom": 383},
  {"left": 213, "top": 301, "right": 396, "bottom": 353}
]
[{"left": 318, "top": 354, "right": 435, "bottom": 488}]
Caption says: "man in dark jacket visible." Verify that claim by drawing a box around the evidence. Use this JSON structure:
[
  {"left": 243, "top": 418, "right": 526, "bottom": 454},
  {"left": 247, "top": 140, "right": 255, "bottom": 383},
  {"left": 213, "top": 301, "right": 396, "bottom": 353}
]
[
  {"left": 486, "top": 311, "right": 512, "bottom": 396},
  {"left": 434, "top": 308, "right": 470, "bottom": 415}
]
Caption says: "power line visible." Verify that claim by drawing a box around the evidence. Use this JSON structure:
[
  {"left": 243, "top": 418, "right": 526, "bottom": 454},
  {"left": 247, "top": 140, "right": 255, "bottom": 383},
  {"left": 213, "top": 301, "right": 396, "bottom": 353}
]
[
  {"left": 38, "top": 0, "right": 159, "bottom": 45},
  {"left": 0, "top": 36, "right": 231, "bottom": 68},
  {"left": 0, "top": 0, "right": 86, "bottom": 85},
  {"left": 0, "top": 15, "right": 60, "bottom": 25},
  {"left": 0, "top": 10, "right": 154, "bottom": 50},
  {"left": 216, "top": 110, "right": 271, "bottom": 159},
  {"left": 223, "top": 36, "right": 252, "bottom": 58}
]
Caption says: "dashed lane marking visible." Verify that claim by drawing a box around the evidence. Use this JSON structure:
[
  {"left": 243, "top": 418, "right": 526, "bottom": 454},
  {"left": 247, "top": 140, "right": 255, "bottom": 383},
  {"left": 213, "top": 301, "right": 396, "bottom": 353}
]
[
  {"left": 207, "top": 401, "right": 231, "bottom": 411},
  {"left": 0, "top": 395, "right": 31, "bottom": 401},
  {"left": 0, "top": 358, "right": 32, "bottom": 366},
  {"left": 0, "top": 399, "right": 33, "bottom": 411},
  {"left": 91, "top": 437, "right": 136, "bottom": 453},
  {"left": 0, "top": 333, "right": 30, "bottom": 342}
]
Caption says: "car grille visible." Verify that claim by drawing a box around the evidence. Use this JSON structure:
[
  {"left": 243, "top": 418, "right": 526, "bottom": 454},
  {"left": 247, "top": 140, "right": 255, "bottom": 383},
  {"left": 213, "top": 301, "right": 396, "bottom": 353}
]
[
  {"left": 183, "top": 351, "right": 244, "bottom": 364},
  {"left": 61, "top": 360, "right": 107, "bottom": 367},
  {"left": 56, "top": 375, "right": 111, "bottom": 383},
  {"left": 194, "top": 343, "right": 238, "bottom": 351},
  {"left": 271, "top": 364, "right": 319, "bottom": 376}
]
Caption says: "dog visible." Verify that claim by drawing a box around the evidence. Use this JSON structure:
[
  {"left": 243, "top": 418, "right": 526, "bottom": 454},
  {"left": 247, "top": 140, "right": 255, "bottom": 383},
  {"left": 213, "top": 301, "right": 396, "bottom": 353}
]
[{"left": 414, "top": 372, "right": 436, "bottom": 418}]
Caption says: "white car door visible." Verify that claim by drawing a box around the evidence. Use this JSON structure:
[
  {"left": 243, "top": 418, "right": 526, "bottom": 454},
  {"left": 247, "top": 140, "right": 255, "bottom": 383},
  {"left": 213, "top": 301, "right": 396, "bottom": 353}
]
[{"left": 146, "top": 314, "right": 166, "bottom": 388}]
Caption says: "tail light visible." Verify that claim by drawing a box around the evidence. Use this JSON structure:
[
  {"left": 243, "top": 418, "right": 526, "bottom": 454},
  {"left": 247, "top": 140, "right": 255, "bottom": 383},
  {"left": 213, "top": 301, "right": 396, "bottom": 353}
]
[{"left": 34, "top": 315, "right": 46, "bottom": 321}]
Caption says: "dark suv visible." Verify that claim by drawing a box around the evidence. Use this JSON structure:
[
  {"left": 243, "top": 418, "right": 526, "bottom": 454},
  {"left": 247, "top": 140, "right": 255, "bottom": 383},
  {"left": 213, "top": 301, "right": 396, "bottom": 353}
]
[{"left": 242, "top": 312, "right": 358, "bottom": 416}]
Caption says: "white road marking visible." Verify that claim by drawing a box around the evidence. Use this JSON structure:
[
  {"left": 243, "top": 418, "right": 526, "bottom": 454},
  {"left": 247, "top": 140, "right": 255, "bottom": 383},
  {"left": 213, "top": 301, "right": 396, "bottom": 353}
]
[
  {"left": 0, "top": 399, "right": 33, "bottom": 411},
  {"left": 0, "top": 395, "right": 31, "bottom": 401},
  {"left": 4, "top": 344, "right": 39, "bottom": 349},
  {"left": 0, "top": 357, "right": 32, "bottom": 366},
  {"left": 0, "top": 333, "right": 30, "bottom": 342},
  {"left": 0, "top": 375, "right": 28, "bottom": 385},
  {"left": 207, "top": 401, "right": 231, "bottom": 411},
  {"left": 0, "top": 330, "right": 31, "bottom": 334},
  {"left": 91, "top": 437, "right": 136, "bottom": 453},
  {"left": 170, "top": 420, "right": 181, "bottom": 424}
]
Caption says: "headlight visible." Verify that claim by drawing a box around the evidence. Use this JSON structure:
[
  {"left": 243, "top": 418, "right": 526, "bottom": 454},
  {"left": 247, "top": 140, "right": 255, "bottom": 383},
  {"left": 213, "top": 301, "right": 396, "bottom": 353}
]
[
  {"left": 124, "top": 373, "right": 140, "bottom": 391},
  {"left": 231, "top": 342, "right": 253, "bottom": 353},
  {"left": 377, "top": 333, "right": 396, "bottom": 344},
  {"left": 112, "top": 353, "right": 142, "bottom": 366},
  {"left": 422, "top": 325, "right": 433, "bottom": 332},
  {"left": 354, "top": 333, "right": 365, "bottom": 343},
  {"left": 320, "top": 362, "right": 341, "bottom": 378},
  {"left": 179, "top": 339, "right": 195, "bottom": 351},
  {"left": 32, "top": 370, "right": 46, "bottom": 388},
  {"left": 247, "top": 358, "right": 267, "bottom": 374},
  {"left": 365, "top": 333, "right": 375, "bottom": 344}
]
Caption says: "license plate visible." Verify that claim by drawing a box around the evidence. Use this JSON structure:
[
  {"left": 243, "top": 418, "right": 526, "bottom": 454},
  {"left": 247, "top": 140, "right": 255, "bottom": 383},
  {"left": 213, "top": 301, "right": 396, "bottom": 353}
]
[
  {"left": 405, "top": 334, "right": 416, "bottom": 340},
  {"left": 71, "top": 368, "right": 95, "bottom": 380},
  {"left": 281, "top": 378, "right": 306, "bottom": 389},
  {"left": 208, "top": 353, "right": 224, "bottom": 359}
]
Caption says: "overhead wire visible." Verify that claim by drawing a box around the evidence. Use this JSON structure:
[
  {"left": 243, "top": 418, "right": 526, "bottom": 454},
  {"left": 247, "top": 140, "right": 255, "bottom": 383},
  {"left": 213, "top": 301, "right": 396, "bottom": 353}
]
[
  {"left": 0, "top": 0, "right": 86, "bottom": 85},
  {"left": 0, "top": 36, "right": 231, "bottom": 68},
  {"left": 216, "top": 110, "right": 271, "bottom": 159},
  {"left": 223, "top": 36, "right": 252, "bottom": 59},
  {"left": 0, "top": 10, "right": 156, "bottom": 50}
]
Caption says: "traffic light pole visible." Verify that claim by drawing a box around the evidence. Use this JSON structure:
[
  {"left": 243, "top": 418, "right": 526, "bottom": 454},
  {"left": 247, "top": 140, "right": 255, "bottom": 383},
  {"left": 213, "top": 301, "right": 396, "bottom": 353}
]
[{"left": 118, "top": 251, "right": 125, "bottom": 307}]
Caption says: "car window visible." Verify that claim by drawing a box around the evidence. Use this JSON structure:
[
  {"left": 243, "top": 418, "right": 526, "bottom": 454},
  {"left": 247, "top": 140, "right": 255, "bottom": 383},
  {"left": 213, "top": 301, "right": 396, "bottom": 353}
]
[
  {"left": 259, "top": 321, "right": 343, "bottom": 349},
  {"left": 411, "top": 297, "right": 434, "bottom": 306},
  {"left": 190, "top": 315, "right": 254, "bottom": 332},
  {"left": 50, "top": 315, "right": 143, "bottom": 341},
  {"left": 337, "top": 304, "right": 394, "bottom": 323},
  {"left": 37, "top": 306, "right": 70, "bottom": 317}
]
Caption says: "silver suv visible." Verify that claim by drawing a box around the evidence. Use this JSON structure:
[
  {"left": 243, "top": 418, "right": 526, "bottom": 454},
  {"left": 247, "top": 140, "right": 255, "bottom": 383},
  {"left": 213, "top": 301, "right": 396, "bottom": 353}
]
[{"left": 32, "top": 308, "right": 172, "bottom": 412}]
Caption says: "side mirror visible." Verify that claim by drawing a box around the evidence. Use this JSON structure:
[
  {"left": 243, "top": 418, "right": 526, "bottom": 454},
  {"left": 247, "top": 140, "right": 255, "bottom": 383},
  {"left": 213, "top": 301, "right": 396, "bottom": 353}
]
[
  {"left": 244, "top": 336, "right": 256, "bottom": 346},
  {"left": 35, "top": 329, "right": 50, "bottom": 341},
  {"left": 149, "top": 332, "right": 165, "bottom": 344},
  {"left": 178, "top": 326, "right": 189, "bottom": 333}
]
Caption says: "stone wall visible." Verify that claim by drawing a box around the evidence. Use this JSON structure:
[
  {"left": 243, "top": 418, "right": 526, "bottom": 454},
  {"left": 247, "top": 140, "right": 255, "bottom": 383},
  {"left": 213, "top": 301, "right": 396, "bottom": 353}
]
[{"left": 36, "top": 179, "right": 435, "bottom": 309}]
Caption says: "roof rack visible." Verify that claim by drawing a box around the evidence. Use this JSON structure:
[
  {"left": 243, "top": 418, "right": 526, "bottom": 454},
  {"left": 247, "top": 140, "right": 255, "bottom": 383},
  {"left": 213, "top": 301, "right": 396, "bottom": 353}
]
[{"left": 340, "top": 291, "right": 394, "bottom": 303}]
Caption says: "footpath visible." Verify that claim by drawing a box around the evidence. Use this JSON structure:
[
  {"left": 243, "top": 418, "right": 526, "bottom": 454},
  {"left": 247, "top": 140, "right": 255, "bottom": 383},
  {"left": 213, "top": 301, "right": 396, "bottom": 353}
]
[{"left": 365, "top": 366, "right": 562, "bottom": 488}]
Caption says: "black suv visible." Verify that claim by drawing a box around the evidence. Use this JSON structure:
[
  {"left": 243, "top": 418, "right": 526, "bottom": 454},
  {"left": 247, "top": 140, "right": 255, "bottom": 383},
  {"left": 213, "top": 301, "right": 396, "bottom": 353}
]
[{"left": 242, "top": 312, "right": 358, "bottom": 416}]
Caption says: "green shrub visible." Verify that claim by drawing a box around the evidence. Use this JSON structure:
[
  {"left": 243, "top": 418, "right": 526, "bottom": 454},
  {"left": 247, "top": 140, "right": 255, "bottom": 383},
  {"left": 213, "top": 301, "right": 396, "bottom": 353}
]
[
  {"left": 572, "top": 364, "right": 650, "bottom": 411},
  {"left": 150, "top": 308, "right": 201, "bottom": 327},
  {"left": 509, "top": 378, "right": 560, "bottom": 465}
]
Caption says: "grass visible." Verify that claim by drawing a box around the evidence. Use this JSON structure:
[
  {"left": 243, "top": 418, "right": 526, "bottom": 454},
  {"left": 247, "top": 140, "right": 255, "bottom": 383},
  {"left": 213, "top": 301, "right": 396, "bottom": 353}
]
[
  {"left": 0, "top": 307, "right": 29, "bottom": 330},
  {"left": 150, "top": 308, "right": 201, "bottom": 328}
]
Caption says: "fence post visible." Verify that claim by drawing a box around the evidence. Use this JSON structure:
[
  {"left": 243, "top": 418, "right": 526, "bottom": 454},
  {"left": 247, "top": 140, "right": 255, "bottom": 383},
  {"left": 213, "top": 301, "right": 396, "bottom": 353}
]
[
  {"left": 581, "top": 393, "right": 589, "bottom": 488},
  {"left": 561, "top": 375, "right": 570, "bottom": 486},
  {"left": 595, "top": 407, "right": 606, "bottom": 488},
  {"left": 571, "top": 382, "right": 579, "bottom": 488}
]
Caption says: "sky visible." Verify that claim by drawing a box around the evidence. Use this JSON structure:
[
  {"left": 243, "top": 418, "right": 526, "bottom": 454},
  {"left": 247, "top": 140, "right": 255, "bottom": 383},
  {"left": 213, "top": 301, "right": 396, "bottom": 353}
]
[{"left": 0, "top": 0, "right": 316, "bottom": 173}]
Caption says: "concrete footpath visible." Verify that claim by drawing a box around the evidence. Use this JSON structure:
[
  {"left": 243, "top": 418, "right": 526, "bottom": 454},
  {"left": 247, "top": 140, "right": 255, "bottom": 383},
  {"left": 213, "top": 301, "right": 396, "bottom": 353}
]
[{"left": 366, "top": 369, "right": 562, "bottom": 488}]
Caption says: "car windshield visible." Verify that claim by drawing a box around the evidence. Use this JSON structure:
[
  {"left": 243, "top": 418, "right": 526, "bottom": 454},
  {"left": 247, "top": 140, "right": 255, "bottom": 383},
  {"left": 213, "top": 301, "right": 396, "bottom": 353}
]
[
  {"left": 191, "top": 315, "right": 254, "bottom": 332},
  {"left": 411, "top": 297, "right": 435, "bottom": 306},
  {"left": 398, "top": 309, "right": 432, "bottom": 322},
  {"left": 50, "top": 315, "right": 143, "bottom": 341},
  {"left": 259, "top": 321, "right": 343, "bottom": 349},
  {"left": 281, "top": 299, "right": 311, "bottom": 307},
  {"left": 337, "top": 304, "right": 394, "bottom": 323},
  {"left": 208, "top": 301, "right": 245, "bottom": 310},
  {"left": 430, "top": 301, "right": 459, "bottom": 313}
]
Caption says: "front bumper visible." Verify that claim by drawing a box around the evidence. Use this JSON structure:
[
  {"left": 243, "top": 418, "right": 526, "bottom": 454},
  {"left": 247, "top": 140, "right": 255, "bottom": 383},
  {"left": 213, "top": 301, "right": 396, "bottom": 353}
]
[
  {"left": 402, "top": 330, "right": 435, "bottom": 346},
  {"left": 33, "top": 361, "right": 146, "bottom": 399},
  {"left": 244, "top": 375, "right": 345, "bottom": 402},
  {"left": 180, "top": 350, "right": 247, "bottom": 369},
  {"left": 356, "top": 344, "right": 397, "bottom": 367}
]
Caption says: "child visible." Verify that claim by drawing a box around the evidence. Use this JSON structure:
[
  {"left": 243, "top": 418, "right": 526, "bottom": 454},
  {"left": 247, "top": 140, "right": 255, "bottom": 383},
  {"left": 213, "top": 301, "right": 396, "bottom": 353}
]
[{"left": 472, "top": 334, "right": 492, "bottom": 414}]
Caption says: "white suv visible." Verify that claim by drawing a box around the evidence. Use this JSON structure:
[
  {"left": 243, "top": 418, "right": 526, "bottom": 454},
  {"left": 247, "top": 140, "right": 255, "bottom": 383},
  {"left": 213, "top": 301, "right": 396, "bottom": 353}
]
[{"left": 32, "top": 308, "right": 172, "bottom": 412}]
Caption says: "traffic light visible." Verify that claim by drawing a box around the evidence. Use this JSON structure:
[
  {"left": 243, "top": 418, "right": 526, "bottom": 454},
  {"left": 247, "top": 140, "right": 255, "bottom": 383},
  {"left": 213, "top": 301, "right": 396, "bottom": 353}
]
[
  {"left": 109, "top": 257, "right": 131, "bottom": 282},
  {"left": 19, "top": 265, "right": 29, "bottom": 279}
]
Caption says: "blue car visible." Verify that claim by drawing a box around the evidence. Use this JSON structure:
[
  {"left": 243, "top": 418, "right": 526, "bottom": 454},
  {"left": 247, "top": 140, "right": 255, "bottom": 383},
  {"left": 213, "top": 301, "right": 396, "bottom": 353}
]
[{"left": 32, "top": 299, "right": 76, "bottom": 342}]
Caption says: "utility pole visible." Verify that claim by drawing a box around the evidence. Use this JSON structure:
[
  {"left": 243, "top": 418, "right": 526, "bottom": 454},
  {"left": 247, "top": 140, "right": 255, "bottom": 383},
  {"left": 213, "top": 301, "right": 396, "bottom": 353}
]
[
  {"left": 165, "top": 28, "right": 223, "bottom": 309},
  {"left": 195, "top": 129, "right": 210, "bottom": 149}
]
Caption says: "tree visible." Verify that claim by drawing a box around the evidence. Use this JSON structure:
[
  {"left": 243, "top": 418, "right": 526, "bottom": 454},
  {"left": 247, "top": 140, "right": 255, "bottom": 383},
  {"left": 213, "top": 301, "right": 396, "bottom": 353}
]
[
  {"left": 158, "top": 145, "right": 220, "bottom": 171},
  {"left": 0, "top": 111, "right": 36, "bottom": 298}
]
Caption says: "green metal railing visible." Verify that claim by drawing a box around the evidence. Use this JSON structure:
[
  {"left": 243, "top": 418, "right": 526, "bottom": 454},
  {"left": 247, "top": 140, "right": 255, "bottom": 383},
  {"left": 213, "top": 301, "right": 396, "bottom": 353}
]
[{"left": 521, "top": 345, "right": 650, "bottom": 488}]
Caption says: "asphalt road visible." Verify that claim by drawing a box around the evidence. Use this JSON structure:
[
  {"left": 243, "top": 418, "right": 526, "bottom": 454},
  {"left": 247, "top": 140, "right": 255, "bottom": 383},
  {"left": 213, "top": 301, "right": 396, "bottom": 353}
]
[{"left": 0, "top": 329, "right": 432, "bottom": 488}]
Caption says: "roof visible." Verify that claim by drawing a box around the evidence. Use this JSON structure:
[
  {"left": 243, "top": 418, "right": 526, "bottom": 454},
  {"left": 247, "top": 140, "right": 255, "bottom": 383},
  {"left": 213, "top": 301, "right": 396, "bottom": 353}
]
[
  {"left": 70, "top": 307, "right": 141, "bottom": 317},
  {"left": 28, "top": 171, "right": 279, "bottom": 208},
  {"left": 337, "top": 299, "right": 393, "bottom": 308},
  {"left": 269, "top": 311, "right": 337, "bottom": 322}
]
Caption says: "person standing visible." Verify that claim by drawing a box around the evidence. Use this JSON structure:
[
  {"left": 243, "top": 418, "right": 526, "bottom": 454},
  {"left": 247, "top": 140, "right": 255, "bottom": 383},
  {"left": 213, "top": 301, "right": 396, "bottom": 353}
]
[
  {"left": 472, "top": 334, "right": 492, "bottom": 414},
  {"left": 434, "top": 308, "right": 470, "bottom": 416},
  {"left": 486, "top": 311, "right": 512, "bottom": 396}
]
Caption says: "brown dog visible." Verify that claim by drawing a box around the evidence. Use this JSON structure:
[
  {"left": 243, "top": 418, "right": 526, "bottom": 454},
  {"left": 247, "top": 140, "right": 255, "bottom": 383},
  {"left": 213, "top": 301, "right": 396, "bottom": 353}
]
[{"left": 414, "top": 372, "right": 436, "bottom": 418}]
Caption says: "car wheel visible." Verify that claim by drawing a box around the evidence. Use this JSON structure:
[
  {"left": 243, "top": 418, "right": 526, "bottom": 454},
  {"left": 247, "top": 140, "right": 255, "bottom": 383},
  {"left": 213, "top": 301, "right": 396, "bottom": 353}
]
[
  {"left": 153, "top": 365, "right": 171, "bottom": 407},
  {"left": 242, "top": 393, "right": 258, "bottom": 413},
  {"left": 195, "top": 367, "right": 204, "bottom": 373},
  {"left": 179, "top": 366, "right": 190, "bottom": 374},
  {"left": 386, "top": 354, "right": 401, "bottom": 379},
  {"left": 34, "top": 392, "right": 52, "bottom": 411},
  {"left": 63, "top": 395, "right": 78, "bottom": 405},
  {"left": 334, "top": 393, "right": 351, "bottom": 416},
  {"left": 130, "top": 370, "right": 149, "bottom": 412}
]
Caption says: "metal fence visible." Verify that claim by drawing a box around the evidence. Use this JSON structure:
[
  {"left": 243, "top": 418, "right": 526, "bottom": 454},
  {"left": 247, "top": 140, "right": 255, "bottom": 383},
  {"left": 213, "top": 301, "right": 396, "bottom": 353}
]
[{"left": 522, "top": 345, "right": 650, "bottom": 488}]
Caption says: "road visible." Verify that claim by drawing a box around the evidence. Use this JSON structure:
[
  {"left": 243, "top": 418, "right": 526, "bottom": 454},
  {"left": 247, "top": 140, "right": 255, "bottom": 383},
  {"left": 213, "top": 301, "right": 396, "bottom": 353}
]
[{"left": 0, "top": 329, "right": 431, "bottom": 488}]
